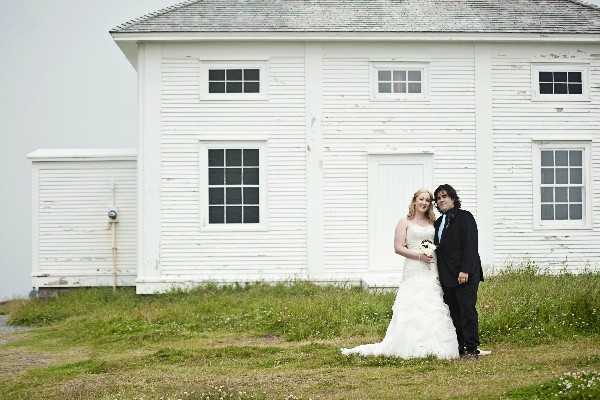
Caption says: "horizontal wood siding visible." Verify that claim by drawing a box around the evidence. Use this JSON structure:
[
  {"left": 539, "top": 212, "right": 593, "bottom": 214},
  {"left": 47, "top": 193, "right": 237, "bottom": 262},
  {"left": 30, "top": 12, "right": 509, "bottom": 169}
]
[
  {"left": 492, "top": 45, "right": 600, "bottom": 272},
  {"left": 36, "top": 161, "right": 137, "bottom": 283},
  {"left": 160, "top": 52, "right": 307, "bottom": 280},
  {"left": 321, "top": 51, "right": 477, "bottom": 277}
]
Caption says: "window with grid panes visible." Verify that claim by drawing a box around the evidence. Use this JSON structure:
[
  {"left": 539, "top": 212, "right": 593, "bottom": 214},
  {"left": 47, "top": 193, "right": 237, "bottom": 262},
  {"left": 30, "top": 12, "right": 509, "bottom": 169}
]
[
  {"left": 538, "top": 71, "right": 582, "bottom": 95},
  {"left": 208, "top": 68, "right": 260, "bottom": 94},
  {"left": 377, "top": 69, "right": 422, "bottom": 94},
  {"left": 207, "top": 148, "right": 260, "bottom": 224},
  {"left": 531, "top": 64, "right": 589, "bottom": 101},
  {"left": 540, "top": 149, "right": 583, "bottom": 221}
]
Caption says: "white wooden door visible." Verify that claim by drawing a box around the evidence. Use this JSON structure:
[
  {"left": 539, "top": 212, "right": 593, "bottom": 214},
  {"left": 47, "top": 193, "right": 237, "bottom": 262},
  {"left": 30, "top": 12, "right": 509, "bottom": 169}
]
[{"left": 368, "top": 153, "right": 433, "bottom": 271}]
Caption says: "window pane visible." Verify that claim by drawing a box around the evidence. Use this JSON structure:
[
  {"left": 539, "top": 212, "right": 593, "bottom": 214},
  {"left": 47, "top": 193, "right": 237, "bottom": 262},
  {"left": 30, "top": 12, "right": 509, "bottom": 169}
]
[
  {"left": 554, "top": 72, "right": 568, "bottom": 82},
  {"left": 378, "top": 82, "right": 391, "bottom": 93},
  {"left": 539, "top": 83, "right": 554, "bottom": 94},
  {"left": 378, "top": 70, "right": 391, "bottom": 81},
  {"left": 243, "top": 168, "right": 259, "bottom": 185},
  {"left": 209, "top": 206, "right": 224, "bottom": 224},
  {"left": 209, "top": 82, "right": 225, "bottom": 93},
  {"left": 539, "top": 71, "right": 553, "bottom": 82},
  {"left": 209, "top": 168, "right": 224, "bottom": 185},
  {"left": 393, "top": 82, "right": 406, "bottom": 93},
  {"left": 555, "top": 151, "right": 568, "bottom": 166},
  {"left": 243, "top": 206, "right": 259, "bottom": 223},
  {"left": 569, "top": 187, "right": 582, "bottom": 202},
  {"left": 209, "top": 188, "right": 224, "bottom": 204},
  {"left": 226, "top": 149, "right": 242, "bottom": 166},
  {"left": 243, "top": 187, "right": 259, "bottom": 204},
  {"left": 208, "top": 149, "right": 224, "bottom": 166},
  {"left": 225, "top": 206, "right": 242, "bottom": 223},
  {"left": 569, "top": 84, "right": 582, "bottom": 94},
  {"left": 570, "top": 168, "right": 582, "bottom": 184},
  {"left": 244, "top": 82, "right": 260, "bottom": 93},
  {"left": 225, "top": 168, "right": 242, "bottom": 185},
  {"left": 243, "top": 149, "right": 259, "bottom": 166},
  {"left": 541, "top": 204, "right": 554, "bottom": 220},
  {"left": 209, "top": 69, "right": 225, "bottom": 80},
  {"left": 541, "top": 168, "right": 554, "bottom": 184},
  {"left": 541, "top": 187, "right": 553, "bottom": 203},
  {"left": 244, "top": 69, "right": 260, "bottom": 80},
  {"left": 569, "top": 150, "right": 582, "bottom": 166},
  {"left": 555, "top": 187, "right": 568, "bottom": 203},
  {"left": 555, "top": 204, "right": 568, "bottom": 220},
  {"left": 569, "top": 204, "right": 582, "bottom": 220},
  {"left": 408, "top": 82, "right": 421, "bottom": 93},
  {"left": 568, "top": 71, "right": 582, "bottom": 83},
  {"left": 393, "top": 70, "right": 406, "bottom": 81},
  {"left": 407, "top": 70, "right": 421, "bottom": 81},
  {"left": 555, "top": 168, "right": 568, "bottom": 184},
  {"left": 554, "top": 83, "right": 568, "bottom": 94},
  {"left": 226, "top": 69, "right": 242, "bottom": 80},
  {"left": 226, "top": 187, "right": 242, "bottom": 204},
  {"left": 541, "top": 151, "right": 554, "bottom": 167},
  {"left": 226, "top": 82, "right": 243, "bottom": 93}
]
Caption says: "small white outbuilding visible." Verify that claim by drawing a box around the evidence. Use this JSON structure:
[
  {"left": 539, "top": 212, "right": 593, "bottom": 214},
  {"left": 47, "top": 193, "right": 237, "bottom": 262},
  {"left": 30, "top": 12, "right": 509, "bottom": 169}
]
[{"left": 28, "top": 149, "right": 137, "bottom": 291}]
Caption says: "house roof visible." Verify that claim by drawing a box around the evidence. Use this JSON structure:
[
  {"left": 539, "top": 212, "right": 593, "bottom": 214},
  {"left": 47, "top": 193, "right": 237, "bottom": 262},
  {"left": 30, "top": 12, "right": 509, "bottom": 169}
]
[{"left": 111, "top": 0, "right": 600, "bottom": 34}]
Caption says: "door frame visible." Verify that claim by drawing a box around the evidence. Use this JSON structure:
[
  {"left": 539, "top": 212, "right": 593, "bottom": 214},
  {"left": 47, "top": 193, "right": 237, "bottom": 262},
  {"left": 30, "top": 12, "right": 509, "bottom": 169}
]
[{"left": 367, "top": 152, "right": 433, "bottom": 271}]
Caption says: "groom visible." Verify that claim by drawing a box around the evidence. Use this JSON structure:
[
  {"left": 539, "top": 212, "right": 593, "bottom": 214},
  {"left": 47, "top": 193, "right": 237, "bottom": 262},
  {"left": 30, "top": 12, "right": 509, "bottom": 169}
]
[{"left": 433, "top": 184, "right": 484, "bottom": 359}]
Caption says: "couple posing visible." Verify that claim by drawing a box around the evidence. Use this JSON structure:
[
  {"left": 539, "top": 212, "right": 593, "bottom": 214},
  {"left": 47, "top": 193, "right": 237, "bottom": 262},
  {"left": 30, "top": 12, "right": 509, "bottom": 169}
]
[{"left": 341, "top": 184, "right": 484, "bottom": 359}]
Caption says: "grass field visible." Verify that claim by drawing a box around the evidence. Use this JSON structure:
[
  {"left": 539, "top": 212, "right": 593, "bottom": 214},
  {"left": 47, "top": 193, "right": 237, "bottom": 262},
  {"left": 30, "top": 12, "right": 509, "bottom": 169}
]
[{"left": 0, "top": 267, "right": 598, "bottom": 399}]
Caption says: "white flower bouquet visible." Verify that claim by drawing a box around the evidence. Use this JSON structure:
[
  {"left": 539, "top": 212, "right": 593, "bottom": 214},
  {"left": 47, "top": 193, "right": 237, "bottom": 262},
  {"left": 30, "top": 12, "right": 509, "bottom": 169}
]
[
  {"left": 419, "top": 239, "right": 437, "bottom": 257},
  {"left": 419, "top": 240, "right": 436, "bottom": 269}
]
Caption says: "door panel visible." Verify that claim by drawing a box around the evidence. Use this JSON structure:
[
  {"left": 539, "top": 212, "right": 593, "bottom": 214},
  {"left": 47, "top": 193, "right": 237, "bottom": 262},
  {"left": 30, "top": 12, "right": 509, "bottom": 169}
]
[{"left": 368, "top": 154, "right": 432, "bottom": 271}]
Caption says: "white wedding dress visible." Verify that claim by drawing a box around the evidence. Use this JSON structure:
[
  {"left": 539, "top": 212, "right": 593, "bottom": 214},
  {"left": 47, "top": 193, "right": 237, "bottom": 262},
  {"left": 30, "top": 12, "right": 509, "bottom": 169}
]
[{"left": 341, "top": 223, "right": 459, "bottom": 359}]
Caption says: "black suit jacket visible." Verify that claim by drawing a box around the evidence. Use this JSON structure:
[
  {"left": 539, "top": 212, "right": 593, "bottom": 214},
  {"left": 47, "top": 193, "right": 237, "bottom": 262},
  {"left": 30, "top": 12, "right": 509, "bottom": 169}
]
[{"left": 434, "top": 208, "right": 484, "bottom": 288}]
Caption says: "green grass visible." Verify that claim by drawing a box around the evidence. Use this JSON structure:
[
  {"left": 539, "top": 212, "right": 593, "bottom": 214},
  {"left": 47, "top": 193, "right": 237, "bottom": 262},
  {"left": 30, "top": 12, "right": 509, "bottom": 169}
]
[{"left": 1, "top": 268, "right": 599, "bottom": 399}]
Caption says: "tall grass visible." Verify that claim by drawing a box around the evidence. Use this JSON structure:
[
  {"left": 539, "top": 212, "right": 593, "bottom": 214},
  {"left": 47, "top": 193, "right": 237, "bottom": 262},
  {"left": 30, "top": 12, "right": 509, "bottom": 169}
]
[
  {"left": 3, "top": 268, "right": 600, "bottom": 400},
  {"left": 8, "top": 268, "right": 600, "bottom": 348},
  {"left": 479, "top": 264, "right": 600, "bottom": 345}
]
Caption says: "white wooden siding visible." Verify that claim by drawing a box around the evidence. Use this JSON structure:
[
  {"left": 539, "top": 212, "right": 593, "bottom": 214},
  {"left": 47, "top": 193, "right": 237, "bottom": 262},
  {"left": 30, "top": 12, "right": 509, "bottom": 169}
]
[
  {"left": 320, "top": 48, "right": 478, "bottom": 278},
  {"left": 159, "top": 47, "right": 307, "bottom": 281},
  {"left": 491, "top": 44, "right": 600, "bottom": 273},
  {"left": 31, "top": 157, "right": 137, "bottom": 287}
]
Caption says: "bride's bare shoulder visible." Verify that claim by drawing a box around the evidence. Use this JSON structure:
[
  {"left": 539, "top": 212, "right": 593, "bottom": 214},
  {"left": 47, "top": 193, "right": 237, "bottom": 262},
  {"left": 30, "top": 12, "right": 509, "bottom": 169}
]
[{"left": 396, "top": 217, "right": 409, "bottom": 229}]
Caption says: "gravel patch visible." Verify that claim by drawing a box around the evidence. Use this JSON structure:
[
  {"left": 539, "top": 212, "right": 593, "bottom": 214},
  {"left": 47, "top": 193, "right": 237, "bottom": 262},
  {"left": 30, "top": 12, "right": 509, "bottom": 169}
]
[{"left": 0, "top": 314, "right": 32, "bottom": 333}]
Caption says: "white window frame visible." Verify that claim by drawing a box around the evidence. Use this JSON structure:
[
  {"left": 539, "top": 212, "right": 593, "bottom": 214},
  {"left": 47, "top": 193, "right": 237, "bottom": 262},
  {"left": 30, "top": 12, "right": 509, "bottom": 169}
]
[
  {"left": 199, "top": 61, "right": 268, "bottom": 101},
  {"left": 531, "top": 63, "right": 590, "bottom": 102},
  {"left": 199, "top": 140, "right": 268, "bottom": 231},
  {"left": 369, "top": 62, "right": 430, "bottom": 101},
  {"left": 532, "top": 140, "right": 592, "bottom": 230}
]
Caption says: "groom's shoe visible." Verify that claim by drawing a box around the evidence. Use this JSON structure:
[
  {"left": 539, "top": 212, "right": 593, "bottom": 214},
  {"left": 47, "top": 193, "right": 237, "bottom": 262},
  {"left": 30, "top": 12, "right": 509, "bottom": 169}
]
[{"left": 461, "top": 349, "right": 479, "bottom": 360}]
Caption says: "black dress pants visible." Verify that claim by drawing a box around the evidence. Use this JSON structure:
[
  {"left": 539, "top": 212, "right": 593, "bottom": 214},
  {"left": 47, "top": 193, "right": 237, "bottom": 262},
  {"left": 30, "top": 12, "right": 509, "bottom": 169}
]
[{"left": 442, "top": 282, "right": 480, "bottom": 352}]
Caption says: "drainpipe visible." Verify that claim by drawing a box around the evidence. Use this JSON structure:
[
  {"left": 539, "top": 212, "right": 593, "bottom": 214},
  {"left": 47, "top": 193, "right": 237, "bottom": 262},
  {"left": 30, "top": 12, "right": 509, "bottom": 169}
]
[{"left": 108, "top": 181, "right": 119, "bottom": 291}]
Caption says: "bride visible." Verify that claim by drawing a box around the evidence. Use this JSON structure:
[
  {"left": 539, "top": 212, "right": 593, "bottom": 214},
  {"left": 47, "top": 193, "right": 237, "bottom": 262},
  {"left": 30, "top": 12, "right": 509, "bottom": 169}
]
[{"left": 341, "top": 189, "right": 459, "bottom": 359}]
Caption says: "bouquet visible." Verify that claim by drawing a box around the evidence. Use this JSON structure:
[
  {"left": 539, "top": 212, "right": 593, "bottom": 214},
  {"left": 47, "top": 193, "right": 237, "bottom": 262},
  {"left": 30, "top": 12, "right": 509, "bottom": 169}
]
[
  {"left": 419, "top": 240, "right": 437, "bottom": 269},
  {"left": 419, "top": 240, "right": 437, "bottom": 256}
]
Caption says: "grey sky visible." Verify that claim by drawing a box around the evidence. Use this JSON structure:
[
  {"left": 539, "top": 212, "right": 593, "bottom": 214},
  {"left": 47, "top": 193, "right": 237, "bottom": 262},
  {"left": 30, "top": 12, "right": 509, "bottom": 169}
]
[{"left": 1, "top": 0, "right": 600, "bottom": 300}]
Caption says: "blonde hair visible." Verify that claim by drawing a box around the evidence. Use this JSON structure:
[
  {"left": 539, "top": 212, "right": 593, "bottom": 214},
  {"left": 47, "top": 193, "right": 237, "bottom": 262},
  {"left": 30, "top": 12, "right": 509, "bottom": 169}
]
[{"left": 407, "top": 189, "right": 436, "bottom": 223}]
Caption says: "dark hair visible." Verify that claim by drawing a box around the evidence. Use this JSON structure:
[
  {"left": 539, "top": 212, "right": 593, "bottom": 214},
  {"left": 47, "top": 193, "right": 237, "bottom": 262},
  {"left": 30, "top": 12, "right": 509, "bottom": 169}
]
[{"left": 434, "top": 184, "right": 461, "bottom": 211}]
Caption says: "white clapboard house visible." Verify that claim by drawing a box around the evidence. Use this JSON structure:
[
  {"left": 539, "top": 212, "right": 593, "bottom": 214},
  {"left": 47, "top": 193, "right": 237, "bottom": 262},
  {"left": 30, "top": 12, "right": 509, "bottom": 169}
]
[{"left": 31, "top": 0, "right": 600, "bottom": 294}]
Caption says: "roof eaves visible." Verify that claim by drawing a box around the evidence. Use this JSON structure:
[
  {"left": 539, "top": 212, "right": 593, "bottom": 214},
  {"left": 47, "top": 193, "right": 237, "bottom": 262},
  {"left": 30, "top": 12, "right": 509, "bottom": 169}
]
[
  {"left": 566, "top": 0, "right": 600, "bottom": 10},
  {"left": 110, "top": 0, "right": 201, "bottom": 33}
]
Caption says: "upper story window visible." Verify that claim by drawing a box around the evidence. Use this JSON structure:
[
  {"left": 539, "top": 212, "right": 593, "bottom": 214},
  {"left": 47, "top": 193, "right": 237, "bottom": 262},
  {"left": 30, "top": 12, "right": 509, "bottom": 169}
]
[
  {"left": 370, "top": 62, "right": 429, "bottom": 101},
  {"left": 208, "top": 68, "right": 260, "bottom": 94},
  {"left": 533, "top": 140, "right": 591, "bottom": 229},
  {"left": 531, "top": 63, "right": 589, "bottom": 101},
  {"left": 200, "top": 61, "right": 267, "bottom": 100}
]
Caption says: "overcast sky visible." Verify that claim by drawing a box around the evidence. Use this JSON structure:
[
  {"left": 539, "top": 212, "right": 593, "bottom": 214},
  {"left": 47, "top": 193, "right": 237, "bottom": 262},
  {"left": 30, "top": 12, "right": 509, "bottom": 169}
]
[
  {"left": 0, "top": 0, "right": 178, "bottom": 300},
  {"left": 1, "top": 0, "right": 600, "bottom": 300}
]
